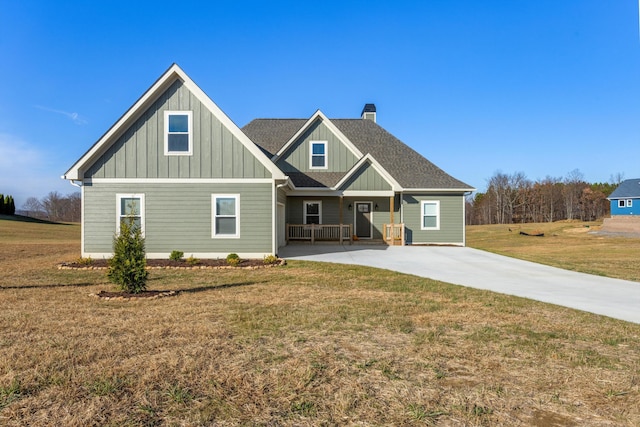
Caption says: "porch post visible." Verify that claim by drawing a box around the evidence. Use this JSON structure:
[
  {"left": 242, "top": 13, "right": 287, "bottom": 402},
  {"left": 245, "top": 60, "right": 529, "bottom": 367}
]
[{"left": 389, "top": 196, "right": 395, "bottom": 245}]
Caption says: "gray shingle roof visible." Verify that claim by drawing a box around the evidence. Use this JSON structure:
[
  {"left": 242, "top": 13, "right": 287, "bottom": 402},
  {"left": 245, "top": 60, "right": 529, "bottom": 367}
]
[
  {"left": 608, "top": 179, "right": 640, "bottom": 199},
  {"left": 242, "top": 118, "right": 473, "bottom": 190}
]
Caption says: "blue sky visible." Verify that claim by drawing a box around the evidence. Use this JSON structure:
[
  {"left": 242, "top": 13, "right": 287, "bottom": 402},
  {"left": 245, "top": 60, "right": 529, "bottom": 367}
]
[{"left": 1, "top": 1, "right": 639, "bottom": 208}]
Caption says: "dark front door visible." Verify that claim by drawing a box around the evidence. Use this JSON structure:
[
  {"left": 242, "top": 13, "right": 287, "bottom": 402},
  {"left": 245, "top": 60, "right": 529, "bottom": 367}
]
[{"left": 355, "top": 202, "right": 372, "bottom": 238}]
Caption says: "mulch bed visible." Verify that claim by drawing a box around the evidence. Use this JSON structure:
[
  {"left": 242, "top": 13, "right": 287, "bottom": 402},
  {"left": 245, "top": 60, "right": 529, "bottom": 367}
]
[
  {"left": 60, "top": 258, "right": 284, "bottom": 270},
  {"left": 90, "top": 290, "right": 179, "bottom": 301}
]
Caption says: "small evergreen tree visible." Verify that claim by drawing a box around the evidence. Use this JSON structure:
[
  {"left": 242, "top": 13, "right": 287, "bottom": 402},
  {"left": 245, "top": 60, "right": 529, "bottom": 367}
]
[
  {"left": 8, "top": 196, "right": 15, "bottom": 215},
  {"left": 0, "top": 194, "right": 4, "bottom": 215},
  {"left": 107, "top": 217, "right": 148, "bottom": 293}
]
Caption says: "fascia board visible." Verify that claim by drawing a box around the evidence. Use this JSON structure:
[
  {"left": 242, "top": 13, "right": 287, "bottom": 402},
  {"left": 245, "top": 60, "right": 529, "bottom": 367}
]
[
  {"left": 180, "top": 75, "right": 286, "bottom": 180},
  {"left": 64, "top": 63, "right": 184, "bottom": 180},
  {"left": 333, "top": 153, "right": 402, "bottom": 192},
  {"left": 64, "top": 63, "right": 284, "bottom": 181},
  {"left": 272, "top": 110, "right": 363, "bottom": 162},
  {"left": 405, "top": 187, "right": 477, "bottom": 193}
]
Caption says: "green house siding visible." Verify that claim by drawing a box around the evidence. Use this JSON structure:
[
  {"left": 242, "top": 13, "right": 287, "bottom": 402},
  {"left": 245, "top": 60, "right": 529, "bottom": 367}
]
[
  {"left": 83, "top": 182, "right": 273, "bottom": 256},
  {"left": 339, "top": 162, "right": 392, "bottom": 192},
  {"left": 402, "top": 193, "right": 465, "bottom": 245},
  {"left": 277, "top": 119, "right": 358, "bottom": 173},
  {"left": 85, "top": 80, "right": 270, "bottom": 180}
]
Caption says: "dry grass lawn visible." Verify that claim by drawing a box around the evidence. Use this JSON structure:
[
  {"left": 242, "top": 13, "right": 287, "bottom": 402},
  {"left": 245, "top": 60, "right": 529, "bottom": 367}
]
[
  {"left": 467, "top": 220, "right": 640, "bottom": 282},
  {"left": 1, "top": 216, "right": 639, "bottom": 426}
]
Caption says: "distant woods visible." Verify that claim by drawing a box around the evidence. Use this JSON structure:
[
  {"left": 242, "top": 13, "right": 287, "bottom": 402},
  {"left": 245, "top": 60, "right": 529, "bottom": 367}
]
[
  {"left": 0, "top": 194, "right": 16, "bottom": 215},
  {"left": 20, "top": 191, "right": 81, "bottom": 223},
  {"left": 466, "top": 170, "right": 620, "bottom": 225}
]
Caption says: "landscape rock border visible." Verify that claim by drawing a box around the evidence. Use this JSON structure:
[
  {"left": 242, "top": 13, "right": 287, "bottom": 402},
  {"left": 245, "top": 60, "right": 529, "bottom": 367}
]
[{"left": 59, "top": 258, "right": 286, "bottom": 270}]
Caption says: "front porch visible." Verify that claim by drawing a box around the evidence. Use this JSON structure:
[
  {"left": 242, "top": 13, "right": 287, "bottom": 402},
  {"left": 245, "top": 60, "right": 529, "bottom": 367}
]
[{"left": 286, "top": 223, "right": 405, "bottom": 245}]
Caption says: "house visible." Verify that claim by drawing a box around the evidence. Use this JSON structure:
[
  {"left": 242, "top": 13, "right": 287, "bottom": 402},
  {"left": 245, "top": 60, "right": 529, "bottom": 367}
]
[
  {"left": 608, "top": 178, "right": 640, "bottom": 216},
  {"left": 601, "top": 179, "right": 640, "bottom": 234},
  {"left": 63, "top": 64, "right": 474, "bottom": 259}
]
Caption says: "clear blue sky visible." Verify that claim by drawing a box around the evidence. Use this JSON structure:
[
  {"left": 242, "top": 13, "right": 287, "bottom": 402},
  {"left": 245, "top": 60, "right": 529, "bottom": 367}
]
[{"left": 2, "top": 1, "right": 639, "bottom": 208}]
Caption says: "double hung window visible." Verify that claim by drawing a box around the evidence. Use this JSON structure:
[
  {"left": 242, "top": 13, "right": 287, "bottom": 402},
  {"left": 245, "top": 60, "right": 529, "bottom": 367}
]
[
  {"left": 304, "top": 201, "right": 321, "bottom": 224},
  {"left": 165, "top": 111, "right": 193, "bottom": 155},
  {"left": 212, "top": 195, "right": 240, "bottom": 238},
  {"left": 310, "top": 141, "right": 327, "bottom": 169},
  {"left": 420, "top": 200, "right": 440, "bottom": 230},
  {"left": 117, "top": 194, "right": 145, "bottom": 235}
]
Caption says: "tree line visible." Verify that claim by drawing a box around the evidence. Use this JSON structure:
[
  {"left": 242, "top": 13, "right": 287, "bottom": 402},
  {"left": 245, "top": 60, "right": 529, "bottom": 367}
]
[
  {"left": 466, "top": 170, "right": 619, "bottom": 225},
  {"left": 20, "top": 191, "right": 81, "bottom": 223},
  {"left": 0, "top": 194, "right": 16, "bottom": 215}
]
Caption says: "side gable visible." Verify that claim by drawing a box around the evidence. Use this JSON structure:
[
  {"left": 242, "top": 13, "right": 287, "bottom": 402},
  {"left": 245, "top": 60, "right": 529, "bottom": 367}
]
[{"left": 64, "top": 64, "right": 284, "bottom": 181}]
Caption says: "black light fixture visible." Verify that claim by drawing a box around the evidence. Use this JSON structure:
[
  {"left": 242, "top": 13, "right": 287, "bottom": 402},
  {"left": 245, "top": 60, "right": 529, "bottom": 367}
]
[
  {"left": 375, "top": 203, "right": 379, "bottom": 211},
  {"left": 348, "top": 204, "right": 352, "bottom": 210}
]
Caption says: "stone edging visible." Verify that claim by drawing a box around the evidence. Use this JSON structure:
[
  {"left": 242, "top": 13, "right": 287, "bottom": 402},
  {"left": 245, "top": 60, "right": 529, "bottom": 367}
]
[
  {"left": 58, "top": 259, "right": 287, "bottom": 270},
  {"left": 88, "top": 290, "right": 179, "bottom": 301}
]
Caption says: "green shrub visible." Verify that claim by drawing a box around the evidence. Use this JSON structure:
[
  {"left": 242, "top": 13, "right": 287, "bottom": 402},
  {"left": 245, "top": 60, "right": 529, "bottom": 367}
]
[
  {"left": 107, "top": 218, "right": 148, "bottom": 293},
  {"left": 186, "top": 256, "right": 199, "bottom": 266},
  {"left": 263, "top": 254, "right": 278, "bottom": 265},
  {"left": 226, "top": 253, "right": 240, "bottom": 266},
  {"left": 169, "top": 250, "right": 184, "bottom": 262},
  {"left": 76, "top": 257, "right": 93, "bottom": 266}
]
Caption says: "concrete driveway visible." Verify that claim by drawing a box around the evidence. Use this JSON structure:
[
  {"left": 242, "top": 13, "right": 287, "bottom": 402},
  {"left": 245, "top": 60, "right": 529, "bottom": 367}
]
[{"left": 279, "top": 244, "right": 640, "bottom": 324}]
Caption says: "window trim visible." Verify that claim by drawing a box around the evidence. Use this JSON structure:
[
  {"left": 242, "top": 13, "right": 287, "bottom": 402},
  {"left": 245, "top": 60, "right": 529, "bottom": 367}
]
[
  {"left": 420, "top": 200, "right": 440, "bottom": 231},
  {"left": 212, "top": 194, "right": 240, "bottom": 238},
  {"left": 627, "top": 199, "right": 633, "bottom": 208},
  {"left": 619, "top": 200, "right": 626, "bottom": 208},
  {"left": 309, "top": 140, "right": 328, "bottom": 170},
  {"left": 164, "top": 110, "right": 193, "bottom": 156},
  {"left": 116, "top": 194, "right": 145, "bottom": 236},
  {"left": 303, "top": 200, "right": 322, "bottom": 224}
]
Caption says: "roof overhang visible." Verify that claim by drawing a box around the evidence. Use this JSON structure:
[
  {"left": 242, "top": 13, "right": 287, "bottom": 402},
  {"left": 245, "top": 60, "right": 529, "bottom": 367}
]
[{"left": 64, "top": 63, "right": 285, "bottom": 181}]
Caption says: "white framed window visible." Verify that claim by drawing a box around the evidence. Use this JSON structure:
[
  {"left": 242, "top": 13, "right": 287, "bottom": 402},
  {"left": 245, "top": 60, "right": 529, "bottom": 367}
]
[
  {"left": 309, "top": 141, "right": 327, "bottom": 169},
  {"left": 212, "top": 194, "right": 240, "bottom": 238},
  {"left": 627, "top": 199, "right": 633, "bottom": 208},
  {"left": 164, "top": 111, "right": 193, "bottom": 155},
  {"left": 303, "top": 200, "right": 321, "bottom": 224},
  {"left": 619, "top": 200, "right": 626, "bottom": 208},
  {"left": 420, "top": 200, "right": 440, "bottom": 230},
  {"left": 116, "top": 194, "right": 145, "bottom": 236}
]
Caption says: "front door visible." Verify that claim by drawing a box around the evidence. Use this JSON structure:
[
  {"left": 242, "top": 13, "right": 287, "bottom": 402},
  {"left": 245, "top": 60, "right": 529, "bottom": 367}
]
[{"left": 355, "top": 202, "right": 372, "bottom": 239}]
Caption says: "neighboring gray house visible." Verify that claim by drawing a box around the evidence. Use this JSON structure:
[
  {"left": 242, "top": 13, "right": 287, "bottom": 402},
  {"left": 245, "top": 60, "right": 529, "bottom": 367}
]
[{"left": 64, "top": 64, "right": 474, "bottom": 259}]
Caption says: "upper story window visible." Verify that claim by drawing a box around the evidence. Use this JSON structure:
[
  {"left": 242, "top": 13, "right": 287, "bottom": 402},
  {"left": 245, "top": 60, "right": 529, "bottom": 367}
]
[
  {"left": 164, "top": 111, "right": 193, "bottom": 155},
  {"left": 420, "top": 200, "right": 440, "bottom": 230},
  {"left": 310, "top": 141, "right": 327, "bottom": 169}
]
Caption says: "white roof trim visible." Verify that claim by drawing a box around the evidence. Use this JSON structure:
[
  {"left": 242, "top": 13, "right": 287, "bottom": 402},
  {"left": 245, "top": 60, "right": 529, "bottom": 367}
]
[
  {"left": 404, "top": 187, "right": 476, "bottom": 193},
  {"left": 272, "top": 110, "right": 363, "bottom": 162},
  {"left": 64, "top": 64, "right": 284, "bottom": 181},
  {"left": 333, "top": 153, "right": 402, "bottom": 192}
]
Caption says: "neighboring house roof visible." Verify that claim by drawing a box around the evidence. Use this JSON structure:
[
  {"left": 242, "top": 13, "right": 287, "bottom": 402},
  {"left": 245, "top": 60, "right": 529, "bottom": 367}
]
[
  {"left": 242, "top": 117, "right": 474, "bottom": 191},
  {"left": 608, "top": 179, "right": 640, "bottom": 199}
]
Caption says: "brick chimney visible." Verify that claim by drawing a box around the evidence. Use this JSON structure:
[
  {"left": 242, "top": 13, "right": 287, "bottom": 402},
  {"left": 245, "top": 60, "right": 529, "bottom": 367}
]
[{"left": 361, "top": 104, "right": 376, "bottom": 122}]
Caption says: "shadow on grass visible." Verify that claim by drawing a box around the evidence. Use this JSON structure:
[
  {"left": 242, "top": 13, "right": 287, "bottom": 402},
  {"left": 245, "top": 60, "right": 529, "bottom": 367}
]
[
  {"left": 179, "top": 281, "right": 262, "bottom": 294},
  {"left": 0, "top": 214, "right": 75, "bottom": 225}
]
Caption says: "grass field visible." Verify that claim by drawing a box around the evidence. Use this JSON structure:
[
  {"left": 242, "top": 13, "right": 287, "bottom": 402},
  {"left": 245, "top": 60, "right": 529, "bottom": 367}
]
[
  {"left": 1, "top": 217, "right": 639, "bottom": 426},
  {"left": 467, "top": 220, "right": 640, "bottom": 282}
]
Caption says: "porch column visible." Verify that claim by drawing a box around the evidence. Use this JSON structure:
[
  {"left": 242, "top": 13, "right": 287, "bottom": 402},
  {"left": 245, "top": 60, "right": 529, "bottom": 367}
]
[{"left": 339, "top": 196, "right": 344, "bottom": 224}]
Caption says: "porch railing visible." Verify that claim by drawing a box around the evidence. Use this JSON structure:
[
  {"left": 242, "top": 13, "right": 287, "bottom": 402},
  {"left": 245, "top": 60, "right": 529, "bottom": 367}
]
[
  {"left": 286, "top": 224, "right": 353, "bottom": 244},
  {"left": 383, "top": 223, "right": 405, "bottom": 246}
]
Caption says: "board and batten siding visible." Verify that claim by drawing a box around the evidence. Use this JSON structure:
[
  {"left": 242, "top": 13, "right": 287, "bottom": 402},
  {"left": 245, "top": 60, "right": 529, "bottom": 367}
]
[
  {"left": 85, "top": 80, "right": 270, "bottom": 180},
  {"left": 339, "top": 161, "right": 392, "bottom": 192},
  {"left": 402, "top": 193, "right": 465, "bottom": 245},
  {"left": 83, "top": 182, "right": 273, "bottom": 257},
  {"left": 277, "top": 119, "right": 358, "bottom": 173}
]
